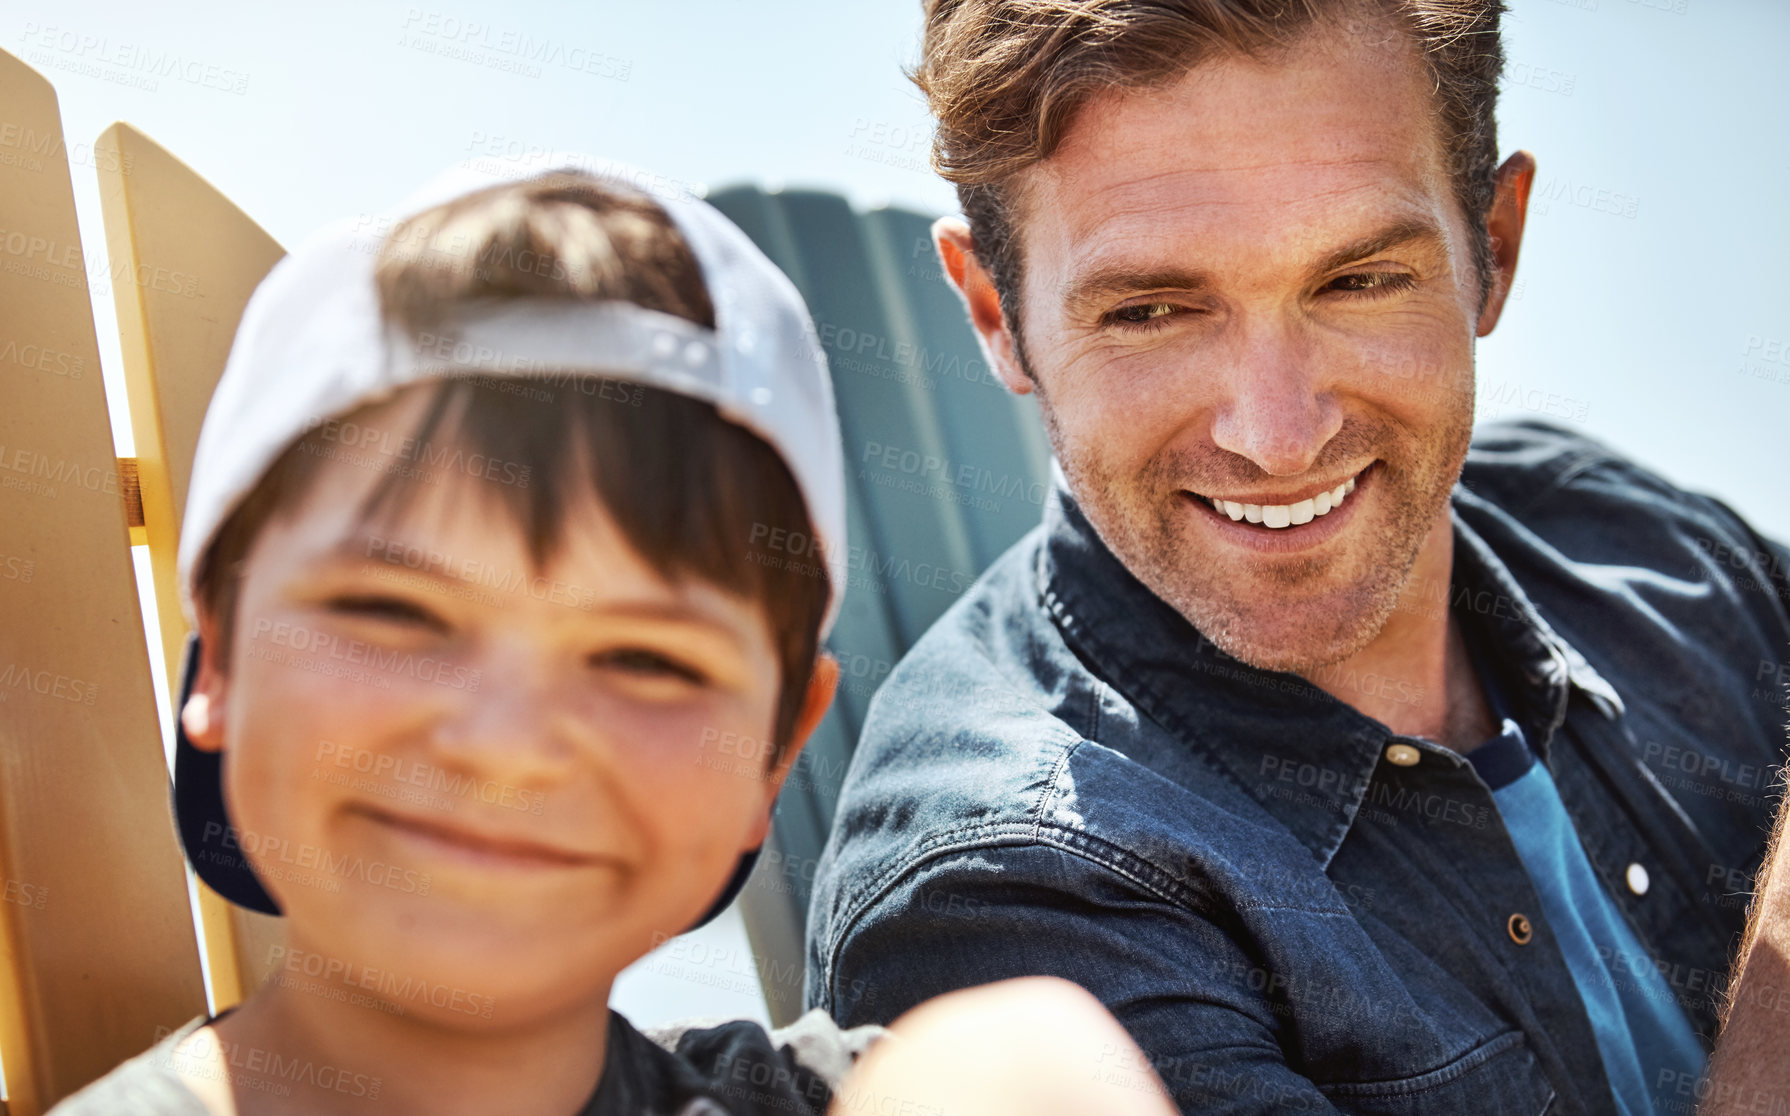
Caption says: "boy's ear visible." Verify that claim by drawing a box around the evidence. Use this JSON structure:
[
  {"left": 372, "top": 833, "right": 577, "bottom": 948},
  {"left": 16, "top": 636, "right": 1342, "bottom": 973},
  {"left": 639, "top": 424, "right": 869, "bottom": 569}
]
[
  {"left": 179, "top": 607, "right": 232, "bottom": 755},
  {"left": 744, "top": 652, "right": 840, "bottom": 846}
]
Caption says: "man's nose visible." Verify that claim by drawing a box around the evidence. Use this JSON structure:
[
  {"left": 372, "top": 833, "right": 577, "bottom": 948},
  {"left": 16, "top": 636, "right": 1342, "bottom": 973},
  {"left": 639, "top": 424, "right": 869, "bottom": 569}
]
[{"left": 1207, "top": 320, "right": 1342, "bottom": 476}]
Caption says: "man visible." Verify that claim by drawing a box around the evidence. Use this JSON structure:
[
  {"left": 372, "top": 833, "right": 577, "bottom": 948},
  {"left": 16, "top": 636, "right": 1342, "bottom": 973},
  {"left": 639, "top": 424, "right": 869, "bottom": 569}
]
[{"left": 806, "top": 2, "right": 1790, "bottom": 1113}]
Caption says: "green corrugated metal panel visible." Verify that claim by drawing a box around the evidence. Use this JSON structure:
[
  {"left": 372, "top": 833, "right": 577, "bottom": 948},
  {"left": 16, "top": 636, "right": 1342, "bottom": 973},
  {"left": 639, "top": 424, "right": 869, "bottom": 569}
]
[
  {"left": 709, "top": 186, "right": 1050, "bottom": 1021},
  {"left": 859, "top": 206, "right": 1052, "bottom": 570}
]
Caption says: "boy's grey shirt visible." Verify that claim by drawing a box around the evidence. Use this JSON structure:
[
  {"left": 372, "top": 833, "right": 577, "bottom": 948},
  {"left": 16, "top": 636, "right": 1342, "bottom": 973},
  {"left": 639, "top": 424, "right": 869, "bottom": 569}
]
[
  {"left": 48, "top": 1010, "right": 880, "bottom": 1115},
  {"left": 807, "top": 420, "right": 1790, "bottom": 1115},
  {"left": 46, "top": 1019, "right": 215, "bottom": 1116}
]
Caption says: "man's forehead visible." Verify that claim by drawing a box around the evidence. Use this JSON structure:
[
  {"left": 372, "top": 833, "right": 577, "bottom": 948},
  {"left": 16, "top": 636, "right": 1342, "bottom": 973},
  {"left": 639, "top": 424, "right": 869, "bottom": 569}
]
[{"left": 1019, "top": 17, "right": 1451, "bottom": 263}]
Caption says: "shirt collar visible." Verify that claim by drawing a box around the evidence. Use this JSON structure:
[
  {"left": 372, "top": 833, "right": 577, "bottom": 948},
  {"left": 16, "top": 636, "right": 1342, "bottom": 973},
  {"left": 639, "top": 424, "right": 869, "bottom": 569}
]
[{"left": 1037, "top": 472, "right": 1623, "bottom": 869}]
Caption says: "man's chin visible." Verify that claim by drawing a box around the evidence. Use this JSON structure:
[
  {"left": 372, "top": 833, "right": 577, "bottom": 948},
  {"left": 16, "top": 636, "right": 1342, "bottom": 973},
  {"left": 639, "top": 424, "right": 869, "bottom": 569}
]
[{"left": 1179, "top": 586, "right": 1399, "bottom": 676}]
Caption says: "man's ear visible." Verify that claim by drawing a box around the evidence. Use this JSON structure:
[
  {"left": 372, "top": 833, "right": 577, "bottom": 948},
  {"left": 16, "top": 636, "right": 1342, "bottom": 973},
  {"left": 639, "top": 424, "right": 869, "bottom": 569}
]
[
  {"left": 179, "top": 607, "right": 232, "bottom": 755},
  {"left": 744, "top": 652, "right": 840, "bottom": 847},
  {"left": 932, "top": 216, "right": 1034, "bottom": 396},
  {"left": 1476, "top": 150, "right": 1537, "bottom": 337}
]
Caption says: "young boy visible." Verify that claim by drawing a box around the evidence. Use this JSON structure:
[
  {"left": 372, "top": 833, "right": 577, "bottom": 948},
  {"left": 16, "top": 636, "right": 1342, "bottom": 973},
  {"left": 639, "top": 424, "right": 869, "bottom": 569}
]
[{"left": 50, "top": 160, "right": 1177, "bottom": 1116}]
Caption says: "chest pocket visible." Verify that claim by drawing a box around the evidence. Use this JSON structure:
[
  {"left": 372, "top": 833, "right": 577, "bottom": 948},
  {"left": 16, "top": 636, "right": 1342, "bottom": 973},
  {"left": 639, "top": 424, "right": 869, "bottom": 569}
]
[{"left": 1318, "top": 1031, "right": 1555, "bottom": 1116}]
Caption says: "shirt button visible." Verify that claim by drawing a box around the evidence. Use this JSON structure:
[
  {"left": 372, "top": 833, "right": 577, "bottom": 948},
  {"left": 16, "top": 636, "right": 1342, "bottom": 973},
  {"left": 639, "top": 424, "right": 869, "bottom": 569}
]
[
  {"left": 1626, "top": 862, "right": 1650, "bottom": 896},
  {"left": 1508, "top": 913, "right": 1533, "bottom": 945},
  {"left": 1384, "top": 743, "right": 1422, "bottom": 767}
]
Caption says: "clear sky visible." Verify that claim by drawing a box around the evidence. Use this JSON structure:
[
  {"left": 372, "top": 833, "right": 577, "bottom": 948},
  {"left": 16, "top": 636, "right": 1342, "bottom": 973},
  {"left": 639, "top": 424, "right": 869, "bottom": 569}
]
[{"left": 7, "top": 0, "right": 1786, "bottom": 1027}]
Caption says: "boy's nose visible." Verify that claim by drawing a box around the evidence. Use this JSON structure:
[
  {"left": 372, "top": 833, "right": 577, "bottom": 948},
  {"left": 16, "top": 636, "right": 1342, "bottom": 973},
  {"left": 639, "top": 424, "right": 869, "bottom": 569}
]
[{"left": 426, "top": 653, "right": 576, "bottom": 784}]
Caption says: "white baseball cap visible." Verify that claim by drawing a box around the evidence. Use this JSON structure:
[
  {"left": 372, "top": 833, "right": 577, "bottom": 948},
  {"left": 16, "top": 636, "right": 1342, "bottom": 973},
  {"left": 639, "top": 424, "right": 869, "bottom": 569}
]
[{"left": 177, "top": 154, "right": 847, "bottom": 637}]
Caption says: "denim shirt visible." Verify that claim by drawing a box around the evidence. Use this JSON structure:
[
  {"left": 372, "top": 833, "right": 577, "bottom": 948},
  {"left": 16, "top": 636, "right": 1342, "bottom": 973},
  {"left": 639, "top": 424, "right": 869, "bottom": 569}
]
[{"left": 807, "top": 421, "right": 1790, "bottom": 1115}]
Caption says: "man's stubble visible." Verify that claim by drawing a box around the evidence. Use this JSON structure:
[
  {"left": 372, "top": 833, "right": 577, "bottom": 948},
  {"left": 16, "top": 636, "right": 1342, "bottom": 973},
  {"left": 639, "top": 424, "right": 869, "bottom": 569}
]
[{"left": 1032, "top": 367, "right": 1477, "bottom": 675}]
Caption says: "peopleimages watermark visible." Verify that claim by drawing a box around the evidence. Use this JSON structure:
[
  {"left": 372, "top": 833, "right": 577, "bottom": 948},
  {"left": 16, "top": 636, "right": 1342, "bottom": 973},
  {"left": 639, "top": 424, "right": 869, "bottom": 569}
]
[
  {"left": 1474, "top": 379, "right": 1592, "bottom": 424},
  {"left": 0, "top": 660, "right": 99, "bottom": 706},
  {"left": 2, "top": 877, "right": 48, "bottom": 910},
  {"left": 842, "top": 116, "right": 933, "bottom": 177},
  {"left": 16, "top": 21, "right": 250, "bottom": 95},
  {"left": 313, "top": 739, "right": 546, "bottom": 816},
  {"left": 1390, "top": 569, "right": 1533, "bottom": 627},
  {"left": 1093, "top": 1042, "right": 1327, "bottom": 1111},
  {"left": 1529, "top": 175, "right": 1641, "bottom": 220},
  {"left": 1504, "top": 58, "right": 1577, "bottom": 97},
  {"left": 301, "top": 412, "right": 532, "bottom": 490},
  {"left": 359, "top": 533, "right": 601, "bottom": 612},
  {"left": 0, "top": 440, "right": 126, "bottom": 503},
  {"left": 0, "top": 336, "right": 87, "bottom": 379},
  {"left": 695, "top": 727, "right": 849, "bottom": 797},
  {"left": 398, "top": 7, "right": 631, "bottom": 82},
  {"left": 150, "top": 1026, "right": 380, "bottom": 1101},
  {"left": 641, "top": 933, "right": 797, "bottom": 1007},
  {"left": 0, "top": 120, "right": 134, "bottom": 178},
  {"left": 193, "top": 821, "right": 432, "bottom": 898},
  {"left": 1256, "top": 747, "right": 1493, "bottom": 831},
  {"left": 746, "top": 522, "right": 980, "bottom": 599},
  {"left": 0, "top": 552, "right": 36, "bottom": 583},
  {"left": 639, "top": 931, "right": 851, "bottom": 1011},
  {"left": 860, "top": 439, "right": 1048, "bottom": 514},
  {"left": 265, "top": 944, "right": 497, "bottom": 1020},
  {"left": 0, "top": 225, "right": 201, "bottom": 299},
  {"left": 1641, "top": 737, "right": 1784, "bottom": 809},
  {"left": 246, "top": 617, "right": 483, "bottom": 693},
  {"left": 816, "top": 318, "right": 1004, "bottom": 392},
  {"left": 1739, "top": 333, "right": 1790, "bottom": 389}
]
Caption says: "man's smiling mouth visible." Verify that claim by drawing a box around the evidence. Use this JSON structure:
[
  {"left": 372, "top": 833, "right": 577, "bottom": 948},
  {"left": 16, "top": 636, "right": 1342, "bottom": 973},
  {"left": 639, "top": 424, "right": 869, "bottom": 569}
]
[{"left": 1190, "top": 464, "right": 1372, "bottom": 529}]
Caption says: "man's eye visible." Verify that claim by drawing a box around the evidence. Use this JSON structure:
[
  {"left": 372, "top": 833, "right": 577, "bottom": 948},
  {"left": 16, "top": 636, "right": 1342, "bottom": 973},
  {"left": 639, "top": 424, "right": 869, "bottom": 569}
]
[
  {"left": 591, "top": 648, "right": 708, "bottom": 686},
  {"left": 1327, "top": 272, "right": 1417, "bottom": 298},
  {"left": 327, "top": 595, "right": 443, "bottom": 629},
  {"left": 1106, "top": 302, "right": 1185, "bottom": 331}
]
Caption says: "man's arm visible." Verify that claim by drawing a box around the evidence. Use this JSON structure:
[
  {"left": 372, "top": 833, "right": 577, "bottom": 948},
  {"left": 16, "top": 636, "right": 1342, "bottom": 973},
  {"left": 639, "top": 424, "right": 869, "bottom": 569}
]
[
  {"left": 817, "top": 841, "right": 1345, "bottom": 1115},
  {"left": 1700, "top": 774, "right": 1790, "bottom": 1115}
]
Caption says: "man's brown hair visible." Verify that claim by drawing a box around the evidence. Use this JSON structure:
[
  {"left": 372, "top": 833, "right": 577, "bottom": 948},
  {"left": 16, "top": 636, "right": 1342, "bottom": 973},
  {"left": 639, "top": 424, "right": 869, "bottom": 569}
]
[
  {"left": 195, "top": 173, "right": 830, "bottom": 759},
  {"left": 914, "top": 0, "right": 1508, "bottom": 360}
]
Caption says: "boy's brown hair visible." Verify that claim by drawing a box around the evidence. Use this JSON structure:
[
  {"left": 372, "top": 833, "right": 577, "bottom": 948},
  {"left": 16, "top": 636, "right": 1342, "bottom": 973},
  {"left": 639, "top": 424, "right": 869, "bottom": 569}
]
[
  {"left": 913, "top": 0, "right": 1508, "bottom": 357},
  {"left": 195, "top": 173, "right": 830, "bottom": 759}
]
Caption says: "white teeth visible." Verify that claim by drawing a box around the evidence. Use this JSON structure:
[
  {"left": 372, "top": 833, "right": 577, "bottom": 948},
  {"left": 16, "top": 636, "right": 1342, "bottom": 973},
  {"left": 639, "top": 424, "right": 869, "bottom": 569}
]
[{"left": 1204, "top": 469, "right": 1363, "bottom": 529}]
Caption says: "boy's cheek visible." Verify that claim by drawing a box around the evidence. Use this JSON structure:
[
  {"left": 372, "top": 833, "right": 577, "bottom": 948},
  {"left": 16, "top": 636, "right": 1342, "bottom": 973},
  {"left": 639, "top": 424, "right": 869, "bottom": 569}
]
[
  {"left": 611, "top": 725, "right": 774, "bottom": 844},
  {"left": 226, "top": 673, "right": 390, "bottom": 838}
]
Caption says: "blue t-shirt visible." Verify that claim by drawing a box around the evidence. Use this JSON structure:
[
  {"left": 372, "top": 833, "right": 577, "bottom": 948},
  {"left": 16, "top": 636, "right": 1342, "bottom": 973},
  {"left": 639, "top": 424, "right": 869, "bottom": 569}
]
[{"left": 1466, "top": 673, "right": 1707, "bottom": 1113}]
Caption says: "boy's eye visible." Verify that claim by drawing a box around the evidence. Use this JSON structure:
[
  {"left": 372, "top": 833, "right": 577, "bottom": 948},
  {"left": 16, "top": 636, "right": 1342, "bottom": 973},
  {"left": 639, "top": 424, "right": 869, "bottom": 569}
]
[
  {"left": 590, "top": 648, "right": 709, "bottom": 687},
  {"left": 326, "top": 594, "right": 444, "bottom": 629}
]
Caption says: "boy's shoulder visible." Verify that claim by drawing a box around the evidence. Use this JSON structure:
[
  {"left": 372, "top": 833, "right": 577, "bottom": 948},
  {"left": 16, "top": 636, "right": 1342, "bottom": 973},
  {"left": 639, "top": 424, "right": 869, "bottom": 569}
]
[
  {"left": 596, "top": 1008, "right": 885, "bottom": 1116},
  {"left": 46, "top": 1017, "right": 213, "bottom": 1116},
  {"left": 51, "top": 1009, "right": 883, "bottom": 1116}
]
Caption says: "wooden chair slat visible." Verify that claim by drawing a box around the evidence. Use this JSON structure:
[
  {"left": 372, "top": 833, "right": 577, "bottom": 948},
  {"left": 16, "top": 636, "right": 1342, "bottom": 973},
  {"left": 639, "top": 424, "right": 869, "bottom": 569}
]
[
  {"left": 94, "top": 121, "right": 289, "bottom": 1012},
  {"left": 0, "top": 51, "right": 207, "bottom": 1116}
]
